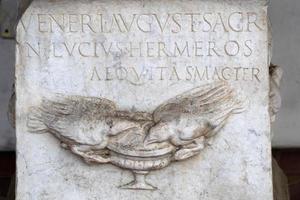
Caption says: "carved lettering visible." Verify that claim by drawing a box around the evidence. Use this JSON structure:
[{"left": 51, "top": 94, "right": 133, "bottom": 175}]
[
  {"left": 19, "top": 39, "right": 255, "bottom": 60},
  {"left": 18, "top": 11, "right": 264, "bottom": 86},
  {"left": 37, "top": 14, "right": 49, "bottom": 32},
  {"left": 25, "top": 42, "right": 40, "bottom": 57},
  {"left": 89, "top": 66, "right": 261, "bottom": 83},
  {"left": 25, "top": 12, "right": 263, "bottom": 34}
]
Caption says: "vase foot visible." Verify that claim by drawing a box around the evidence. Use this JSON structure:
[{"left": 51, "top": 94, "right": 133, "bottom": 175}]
[{"left": 119, "top": 171, "right": 157, "bottom": 191}]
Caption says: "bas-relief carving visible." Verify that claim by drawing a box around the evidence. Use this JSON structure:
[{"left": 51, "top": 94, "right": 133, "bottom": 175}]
[{"left": 27, "top": 82, "right": 245, "bottom": 190}]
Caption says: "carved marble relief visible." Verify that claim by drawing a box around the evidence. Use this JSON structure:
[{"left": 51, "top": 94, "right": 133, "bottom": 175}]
[{"left": 27, "top": 82, "right": 245, "bottom": 190}]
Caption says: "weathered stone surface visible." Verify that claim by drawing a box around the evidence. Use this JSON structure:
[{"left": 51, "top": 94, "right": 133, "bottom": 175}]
[{"left": 16, "top": 0, "right": 272, "bottom": 199}]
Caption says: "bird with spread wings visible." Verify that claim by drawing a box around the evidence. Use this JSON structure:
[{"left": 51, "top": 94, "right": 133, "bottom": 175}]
[{"left": 27, "top": 82, "right": 245, "bottom": 164}]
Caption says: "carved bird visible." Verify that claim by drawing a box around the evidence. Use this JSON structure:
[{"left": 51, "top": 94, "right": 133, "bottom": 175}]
[
  {"left": 27, "top": 82, "right": 244, "bottom": 164},
  {"left": 27, "top": 82, "right": 245, "bottom": 190},
  {"left": 144, "top": 82, "right": 245, "bottom": 160},
  {"left": 27, "top": 95, "right": 153, "bottom": 163}
]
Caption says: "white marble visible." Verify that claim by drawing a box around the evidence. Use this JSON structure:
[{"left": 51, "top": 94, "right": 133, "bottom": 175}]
[{"left": 16, "top": 0, "right": 272, "bottom": 199}]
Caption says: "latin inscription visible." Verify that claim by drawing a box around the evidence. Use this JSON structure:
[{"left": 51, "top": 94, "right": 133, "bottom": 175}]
[
  {"left": 18, "top": 11, "right": 265, "bottom": 84},
  {"left": 21, "top": 40, "right": 253, "bottom": 58},
  {"left": 20, "top": 12, "right": 263, "bottom": 34},
  {"left": 90, "top": 66, "right": 260, "bottom": 83}
]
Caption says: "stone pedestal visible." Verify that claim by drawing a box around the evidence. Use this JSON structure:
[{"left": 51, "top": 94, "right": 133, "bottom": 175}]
[{"left": 16, "top": 0, "right": 273, "bottom": 199}]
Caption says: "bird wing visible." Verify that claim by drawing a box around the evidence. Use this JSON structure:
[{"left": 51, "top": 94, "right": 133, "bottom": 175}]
[
  {"left": 153, "top": 82, "right": 245, "bottom": 135},
  {"left": 145, "top": 82, "right": 245, "bottom": 161},
  {"left": 27, "top": 94, "right": 117, "bottom": 145}
]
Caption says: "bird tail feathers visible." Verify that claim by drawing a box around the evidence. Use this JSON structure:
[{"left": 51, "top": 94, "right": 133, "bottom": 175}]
[{"left": 27, "top": 107, "right": 48, "bottom": 134}]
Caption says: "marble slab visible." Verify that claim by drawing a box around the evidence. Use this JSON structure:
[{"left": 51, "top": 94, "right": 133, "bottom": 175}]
[{"left": 16, "top": 0, "right": 272, "bottom": 199}]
